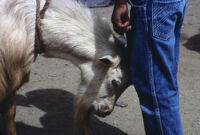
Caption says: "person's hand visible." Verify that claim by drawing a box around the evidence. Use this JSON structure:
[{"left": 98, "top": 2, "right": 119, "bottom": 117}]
[{"left": 111, "top": 0, "right": 131, "bottom": 35}]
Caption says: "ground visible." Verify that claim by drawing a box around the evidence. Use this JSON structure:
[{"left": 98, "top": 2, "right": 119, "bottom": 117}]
[{"left": 3, "top": 0, "right": 200, "bottom": 135}]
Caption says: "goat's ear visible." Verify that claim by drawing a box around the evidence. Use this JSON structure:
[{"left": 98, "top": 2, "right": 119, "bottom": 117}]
[{"left": 99, "top": 55, "right": 114, "bottom": 65}]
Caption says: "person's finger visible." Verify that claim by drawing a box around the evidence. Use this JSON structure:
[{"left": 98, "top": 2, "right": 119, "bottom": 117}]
[
  {"left": 118, "top": 21, "right": 130, "bottom": 31},
  {"left": 120, "top": 21, "right": 130, "bottom": 27},
  {"left": 112, "top": 13, "right": 130, "bottom": 35},
  {"left": 126, "top": 25, "right": 131, "bottom": 31},
  {"left": 113, "top": 23, "right": 130, "bottom": 35}
]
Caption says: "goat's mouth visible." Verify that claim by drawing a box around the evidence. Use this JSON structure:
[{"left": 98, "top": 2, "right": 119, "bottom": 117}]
[
  {"left": 91, "top": 100, "right": 113, "bottom": 118},
  {"left": 91, "top": 107, "right": 112, "bottom": 118},
  {"left": 97, "top": 109, "right": 112, "bottom": 117}
]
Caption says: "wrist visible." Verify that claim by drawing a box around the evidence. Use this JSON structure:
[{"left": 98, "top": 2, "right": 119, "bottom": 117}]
[{"left": 115, "top": 0, "right": 127, "bottom": 5}]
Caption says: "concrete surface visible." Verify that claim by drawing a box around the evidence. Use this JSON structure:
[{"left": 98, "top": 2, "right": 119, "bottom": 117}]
[{"left": 2, "top": 0, "right": 200, "bottom": 135}]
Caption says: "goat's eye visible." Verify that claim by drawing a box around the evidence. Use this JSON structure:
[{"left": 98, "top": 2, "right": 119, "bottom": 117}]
[{"left": 112, "top": 79, "right": 121, "bottom": 87}]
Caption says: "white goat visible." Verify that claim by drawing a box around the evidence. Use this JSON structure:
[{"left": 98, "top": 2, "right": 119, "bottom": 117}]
[{"left": 0, "top": 0, "right": 131, "bottom": 135}]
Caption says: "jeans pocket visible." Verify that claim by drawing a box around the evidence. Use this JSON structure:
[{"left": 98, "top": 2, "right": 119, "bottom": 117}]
[{"left": 152, "top": 0, "right": 182, "bottom": 40}]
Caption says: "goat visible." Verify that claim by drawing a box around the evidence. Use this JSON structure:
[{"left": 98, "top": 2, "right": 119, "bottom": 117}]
[{"left": 0, "top": 0, "right": 131, "bottom": 135}]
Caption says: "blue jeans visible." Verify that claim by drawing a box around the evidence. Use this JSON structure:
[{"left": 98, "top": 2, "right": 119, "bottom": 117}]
[{"left": 127, "top": 0, "right": 187, "bottom": 134}]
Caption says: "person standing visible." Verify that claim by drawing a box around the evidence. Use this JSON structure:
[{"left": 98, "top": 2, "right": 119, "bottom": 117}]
[{"left": 111, "top": 0, "right": 188, "bottom": 134}]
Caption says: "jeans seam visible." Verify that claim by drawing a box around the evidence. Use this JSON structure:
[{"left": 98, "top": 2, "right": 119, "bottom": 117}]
[
  {"left": 148, "top": 43, "right": 164, "bottom": 135},
  {"left": 148, "top": 4, "right": 164, "bottom": 134}
]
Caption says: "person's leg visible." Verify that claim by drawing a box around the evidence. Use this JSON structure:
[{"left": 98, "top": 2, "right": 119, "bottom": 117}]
[{"left": 127, "top": 0, "right": 187, "bottom": 134}]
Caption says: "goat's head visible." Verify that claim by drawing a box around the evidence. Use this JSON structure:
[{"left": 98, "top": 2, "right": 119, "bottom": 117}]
[
  {"left": 74, "top": 36, "right": 132, "bottom": 135},
  {"left": 92, "top": 54, "right": 131, "bottom": 117},
  {"left": 91, "top": 36, "right": 131, "bottom": 117}
]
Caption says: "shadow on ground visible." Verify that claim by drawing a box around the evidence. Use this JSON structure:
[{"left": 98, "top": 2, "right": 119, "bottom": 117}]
[
  {"left": 182, "top": 33, "right": 200, "bottom": 53},
  {"left": 15, "top": 89, "right": 127, "bottom": 135}
]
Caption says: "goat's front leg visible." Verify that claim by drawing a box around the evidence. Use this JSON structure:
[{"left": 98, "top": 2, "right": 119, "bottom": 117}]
[
  {"left": 2, "top": 94, "right": 16, "bottom": 135},
  {"left": 74, "top": 93, "right": 92, "bottom": 135}
]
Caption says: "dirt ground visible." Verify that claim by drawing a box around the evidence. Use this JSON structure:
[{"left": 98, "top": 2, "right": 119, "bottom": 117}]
[{"left": 2, "top": 0, "right": 199, "bottom": 135}]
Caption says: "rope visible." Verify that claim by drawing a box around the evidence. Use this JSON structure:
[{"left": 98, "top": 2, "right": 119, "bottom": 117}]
[{"left": 34, "top": 0, "right": 50, "bottom": 58}]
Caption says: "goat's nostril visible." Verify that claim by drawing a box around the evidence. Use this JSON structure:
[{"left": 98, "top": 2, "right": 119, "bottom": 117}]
[{"left": 112, "top": 79, "right": 121, "bottom": 87}]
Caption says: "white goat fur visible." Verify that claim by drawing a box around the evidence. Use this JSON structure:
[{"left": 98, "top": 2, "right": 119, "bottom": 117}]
[
  {"left": 0, "top": 0, "right": 128, "bottom": 135},
  {"left": 0, "top": 0, "right": 117, "bottom": 97}
]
